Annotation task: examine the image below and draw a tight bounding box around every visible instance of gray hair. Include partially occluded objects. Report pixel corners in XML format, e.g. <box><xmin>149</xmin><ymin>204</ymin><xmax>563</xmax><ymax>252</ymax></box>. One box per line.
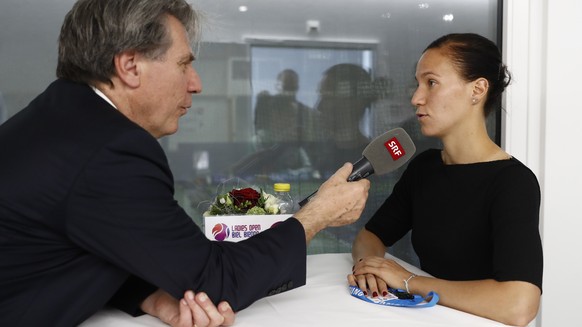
<box><xmin>56</xmin><ymin>0</ymin><xmax>200</xmax><ymax>86</ymax></box>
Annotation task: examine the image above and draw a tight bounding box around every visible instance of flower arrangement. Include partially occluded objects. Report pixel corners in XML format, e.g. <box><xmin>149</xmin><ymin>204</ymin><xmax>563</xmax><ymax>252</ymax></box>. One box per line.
<box><xmin>203</xmin><ymin>186</ymin><xmax>282</xmax><ymax>216</ymax></box>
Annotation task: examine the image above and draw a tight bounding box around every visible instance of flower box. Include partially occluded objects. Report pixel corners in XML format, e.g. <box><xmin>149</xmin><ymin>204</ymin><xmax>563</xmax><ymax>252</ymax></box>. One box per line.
<box><xmin>204</xmin><ymin>214</ymin><xmax>292</xmax><ymax>242</ymax></box>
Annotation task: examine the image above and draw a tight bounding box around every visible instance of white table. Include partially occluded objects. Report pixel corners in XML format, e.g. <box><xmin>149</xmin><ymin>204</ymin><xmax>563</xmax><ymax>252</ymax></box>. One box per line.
<box><xmin>81</xmin><ymin>253</ymin><xmax>507</xmax><ymax>327</ymax></box>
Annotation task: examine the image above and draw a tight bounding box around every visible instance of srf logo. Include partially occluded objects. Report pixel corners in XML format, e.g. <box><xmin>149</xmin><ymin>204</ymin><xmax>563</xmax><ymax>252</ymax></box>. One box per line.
<box><xmin>384</xmin><ymin>137</ymin><xmax>405</xmax><ymax>161</ymax></box>
<box><xmin>212</xmin><ymin>223</ymin><xmax>230</xmax><ymax>241</ymax></box>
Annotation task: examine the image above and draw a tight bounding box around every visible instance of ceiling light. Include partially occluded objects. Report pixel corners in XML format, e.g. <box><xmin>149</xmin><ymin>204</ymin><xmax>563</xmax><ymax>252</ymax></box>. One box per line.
<box><xmin>418</xmin><ymin>3</ymin><xmax>429</xmax><ymax>9</ymax></box>
<box><xmin>443</xmin><ymin>14</ymin><xmax>454</xmax><ymax>22</ymax></box>
<box><xmin>238</xmin><ymin>5</ymin><xmax>248</xmax><ymax>12</ymax></box>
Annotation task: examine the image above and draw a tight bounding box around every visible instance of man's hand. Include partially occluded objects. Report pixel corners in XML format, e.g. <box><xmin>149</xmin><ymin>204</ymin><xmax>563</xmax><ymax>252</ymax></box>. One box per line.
<box><xmin>141</xmin><ymin>289</ymin><xmax>235</xmax><ymax>327</ymax></box>
<box><xmin>294</xmin><ymin>162</ymin><xmax>370</xmax><ymax>242</ymax></box>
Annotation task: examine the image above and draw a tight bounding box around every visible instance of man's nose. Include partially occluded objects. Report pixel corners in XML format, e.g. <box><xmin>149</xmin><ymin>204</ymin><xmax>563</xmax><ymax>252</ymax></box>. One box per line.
<box><xmin>188</xmin><ymin>67</ymin><xmax>202</xmax><ymax>94</ymax></box>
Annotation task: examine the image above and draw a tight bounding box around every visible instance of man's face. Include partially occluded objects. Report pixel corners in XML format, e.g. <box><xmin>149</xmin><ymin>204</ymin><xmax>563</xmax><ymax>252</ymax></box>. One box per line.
<box><xmin>131</xmin><ymin>15</ymin><xmax>202</xmax><ymax>138</ymax></box>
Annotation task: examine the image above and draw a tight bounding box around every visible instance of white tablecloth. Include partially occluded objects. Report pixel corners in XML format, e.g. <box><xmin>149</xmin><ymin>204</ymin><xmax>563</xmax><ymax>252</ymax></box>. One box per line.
<box><xmin>81</xmin><ymin>253</ymin><xmax>506</xmax><ymax>327</ymax></box>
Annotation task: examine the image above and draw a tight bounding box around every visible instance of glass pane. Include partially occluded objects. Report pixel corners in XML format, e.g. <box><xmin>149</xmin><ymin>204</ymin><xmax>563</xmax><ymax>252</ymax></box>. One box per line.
<box><xmin>0</xmin><ymin>0</ymin><xmax>500</xmax><ymax>264</ymax></box>
<box><xmin>172</xmin><ymin>1</ymin><xmax>501</xmax><ymax>263</ymax></box>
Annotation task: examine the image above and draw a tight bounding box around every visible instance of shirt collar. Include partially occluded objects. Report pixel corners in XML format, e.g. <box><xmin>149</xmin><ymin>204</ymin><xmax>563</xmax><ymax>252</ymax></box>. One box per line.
<box><xmin>90</xmin><ymin>85</ymin><xmax>118</xmax><ymax>110</ymax></box>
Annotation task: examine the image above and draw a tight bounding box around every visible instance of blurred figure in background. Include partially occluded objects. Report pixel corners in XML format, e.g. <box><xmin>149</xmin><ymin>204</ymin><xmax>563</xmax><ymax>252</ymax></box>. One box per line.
<box><xmin>255</xmin><ymin>69</ymin><xmax>311</xmax><ymax>144</ymax></box>
<box><xmin>234</xmin><ymin>69</ymin><xmax>316</xmax><ymax>179</ymax></box>
<box><xmin>313</xmin><ymin>63</ymin><xmax>386</xmax><ymax>177</ymax></box>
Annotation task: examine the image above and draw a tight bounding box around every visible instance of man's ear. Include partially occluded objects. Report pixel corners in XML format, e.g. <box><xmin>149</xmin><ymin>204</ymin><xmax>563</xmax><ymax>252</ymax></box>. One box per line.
<box><xmin>471</xmin><ymin>77</ymin><xmax>489</xmax><ymax>102</ymax></box>
<box><xmin>114</xmin><ymin>51</ymin><xmax>140</xmax><ymax>88</ymax></box>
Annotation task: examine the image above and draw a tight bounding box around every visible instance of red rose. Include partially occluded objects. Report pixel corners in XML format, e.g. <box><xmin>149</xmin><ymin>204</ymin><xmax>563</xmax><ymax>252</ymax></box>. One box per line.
<box><xmin>229</xmin><ymin>188</ymin><xmax>261</xmax><ymax>211</ymax></box>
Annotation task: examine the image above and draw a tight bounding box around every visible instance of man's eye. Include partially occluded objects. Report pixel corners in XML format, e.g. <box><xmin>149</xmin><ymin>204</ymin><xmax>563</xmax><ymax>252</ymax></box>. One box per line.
<box><xmin>428</xmin><ymin>80</ymin><xmax>437</xmax><ymax>87</ymax></box>
<box><xmin>179</xmin><ymin>62</ymin><xmax>190</xmax><ymax>72</ymax></box>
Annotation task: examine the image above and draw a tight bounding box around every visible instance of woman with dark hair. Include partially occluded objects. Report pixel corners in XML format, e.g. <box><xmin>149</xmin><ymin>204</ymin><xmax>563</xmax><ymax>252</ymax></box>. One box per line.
<box><xmin>349</xmin><ymin>33</ymin><xmax>542</xmax><ymax>327</ymax></box>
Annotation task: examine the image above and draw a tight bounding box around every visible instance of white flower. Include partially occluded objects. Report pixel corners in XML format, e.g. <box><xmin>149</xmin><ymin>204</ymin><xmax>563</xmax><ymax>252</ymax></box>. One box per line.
<box><xmin>263</xmin><ymin>192</ymin><xmax>280</xmax><ymax>214</ymax></box>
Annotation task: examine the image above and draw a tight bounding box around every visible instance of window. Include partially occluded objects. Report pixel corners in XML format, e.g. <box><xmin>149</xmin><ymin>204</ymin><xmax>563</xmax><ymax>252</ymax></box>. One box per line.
<box><xmin>0</xmin><ymin>0</ymin><xmax>501</xmax><ymax>265</ymax></box>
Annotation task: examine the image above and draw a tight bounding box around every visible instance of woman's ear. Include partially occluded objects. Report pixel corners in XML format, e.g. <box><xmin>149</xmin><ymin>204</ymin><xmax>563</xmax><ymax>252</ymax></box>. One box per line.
<box><xmin>113</xmin><ymin>51</ymin><xmax>140</xmax><ymax>88</ymax></box>
<box><xmin>471</xmin><ymin>77</ymin><xmax>489</xmax><ymax>103</ymax></box>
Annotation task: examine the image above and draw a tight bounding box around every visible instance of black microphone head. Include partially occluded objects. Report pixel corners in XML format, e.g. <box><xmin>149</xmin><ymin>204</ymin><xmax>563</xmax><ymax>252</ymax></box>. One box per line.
<box><xmin>362</xmin><ymin>127</ymin><xmax>416</xmax><ymax>175</ymax></box>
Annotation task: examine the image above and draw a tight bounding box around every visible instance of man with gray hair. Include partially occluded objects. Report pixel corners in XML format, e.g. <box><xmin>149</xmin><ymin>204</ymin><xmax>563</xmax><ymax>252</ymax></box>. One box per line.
<box><xmin>0</xmin><ymin>0</ymin><xmax>370</xmax><ymax>326</ymax></box>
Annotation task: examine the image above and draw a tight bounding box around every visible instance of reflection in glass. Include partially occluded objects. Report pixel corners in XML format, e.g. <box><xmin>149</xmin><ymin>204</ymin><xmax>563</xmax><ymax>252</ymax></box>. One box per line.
<box><xmin>0</xmin><ymin>0</ymin><xmax>500</xmax><ymax>262</ymax></box>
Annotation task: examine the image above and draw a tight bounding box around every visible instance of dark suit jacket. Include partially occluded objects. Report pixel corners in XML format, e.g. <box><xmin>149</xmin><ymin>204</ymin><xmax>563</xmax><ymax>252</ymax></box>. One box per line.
<box><xmin>0</xmin><ymin>79</ymin><xmax>307</xmax><ymax>326</ymax></box>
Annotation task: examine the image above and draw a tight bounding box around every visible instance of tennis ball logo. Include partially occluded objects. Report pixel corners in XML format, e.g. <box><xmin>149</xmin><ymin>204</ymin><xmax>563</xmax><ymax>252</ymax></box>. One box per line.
<box><xmin>212</xmin><ymin>223</ymin><xmax>230</xmax><ymax>241</ymax></box>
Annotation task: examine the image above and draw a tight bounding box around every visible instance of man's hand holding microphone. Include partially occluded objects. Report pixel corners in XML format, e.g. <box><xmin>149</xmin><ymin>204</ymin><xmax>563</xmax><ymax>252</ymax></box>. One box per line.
<box><xmin>293</xmin><ymin>162</ymin><xmax>371</xmax><ymax>243</ymax></box>
<box><xmin>295</xmin><ymin>127</ymin><xmax>416</xmax><ymax>243</ymax></box>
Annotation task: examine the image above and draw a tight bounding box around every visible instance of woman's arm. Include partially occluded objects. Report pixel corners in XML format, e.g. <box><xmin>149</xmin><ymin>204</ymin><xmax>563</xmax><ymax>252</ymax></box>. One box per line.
<box><xmin>351</xmin><ymin>228</ymin><xmax>386</xmax><ymax>263</ymax></box>
<box><xmin>352</xmin><ymin>257</ymin><xmax>540</xmax><ymax>327</ymax></box>
<box><xmin>349</xmin><ymin>228</ymin><xmax>391</xmax><ymax>297</ymax></box>
<box><xmin>412</xmin><ymin>276</ymin><xmax>540</xmax><ymax>327</ymax></box>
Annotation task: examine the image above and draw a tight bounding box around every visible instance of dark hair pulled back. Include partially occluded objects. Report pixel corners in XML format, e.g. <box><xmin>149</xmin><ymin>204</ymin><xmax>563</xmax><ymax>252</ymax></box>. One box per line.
<box><xmin>424</xmin><ymin>33</ymin><xmax>511</xmax><ymax>116</ymax></box>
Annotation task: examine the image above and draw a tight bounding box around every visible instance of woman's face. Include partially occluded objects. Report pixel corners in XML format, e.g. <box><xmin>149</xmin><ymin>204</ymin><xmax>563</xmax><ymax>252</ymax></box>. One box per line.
<box><xmin>411</xmin><ymin>48</ymin><xmax>475</xmax><ymax>139</ymax></box>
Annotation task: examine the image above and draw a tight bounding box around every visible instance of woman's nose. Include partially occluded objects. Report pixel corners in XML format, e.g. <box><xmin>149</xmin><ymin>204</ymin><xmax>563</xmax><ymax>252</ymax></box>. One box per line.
<box><xmin>410</xmin><ymin>88</ymin><xmax>423</xmax><ymax>107</ymax></box>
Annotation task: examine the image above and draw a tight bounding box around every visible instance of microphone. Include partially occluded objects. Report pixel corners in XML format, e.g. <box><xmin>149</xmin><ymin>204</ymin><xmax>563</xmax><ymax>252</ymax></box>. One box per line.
<box><xmin>298</xmin><ymin>127</ymin><xmax>416</xmax><ymax>207</ymax></box>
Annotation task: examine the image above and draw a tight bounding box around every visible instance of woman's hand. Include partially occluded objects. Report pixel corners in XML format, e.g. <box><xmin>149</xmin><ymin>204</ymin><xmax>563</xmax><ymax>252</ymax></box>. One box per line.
<box><xmin>347</xmin><ymin>271</ymin><xmax>388</xmax><ymax>298</ymax></box>
<box><xmin>349</xmin><ymin>257</ymin><xmax>413</xmax><ymax>297</ymax></box>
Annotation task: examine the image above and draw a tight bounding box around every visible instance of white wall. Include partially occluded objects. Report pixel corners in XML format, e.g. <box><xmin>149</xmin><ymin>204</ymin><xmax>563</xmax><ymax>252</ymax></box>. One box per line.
<box><xmin>504</xmin><ymin>0</ymin><xmax>582</xmax><ymax>326</ymax></box>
